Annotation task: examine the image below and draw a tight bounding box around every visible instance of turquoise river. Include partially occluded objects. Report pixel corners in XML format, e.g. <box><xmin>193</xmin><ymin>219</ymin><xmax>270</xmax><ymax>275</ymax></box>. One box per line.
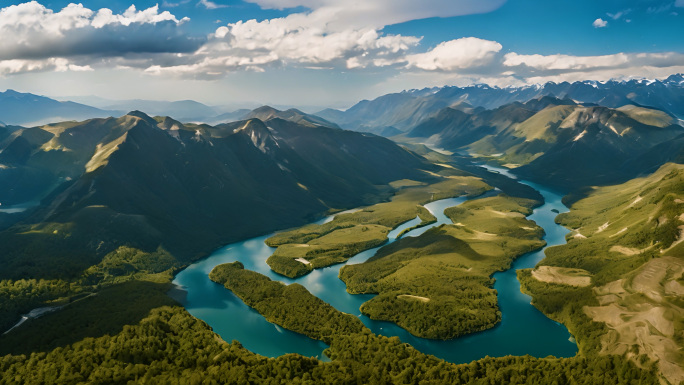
<box><xmin>172</xmin><ymin>165</ymin><xmax>578</xmax><ymax>362</ymax></box>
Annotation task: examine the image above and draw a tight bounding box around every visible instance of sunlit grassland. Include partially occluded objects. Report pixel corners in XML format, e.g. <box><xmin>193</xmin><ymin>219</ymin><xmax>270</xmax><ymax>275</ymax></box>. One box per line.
<box><xmin>339</xmin><ymin>194</ymin><xmax>545</xmax><ymax>339</ymax></box>
<box><xmin>266</xmin><ymin>175</ymin><xmax>492</xmax><ymax>277</ymax></box>
<box><xmin>519</xmin><ymin>163</ymin><xmax>684</xmax><ymax>384</ymax></box>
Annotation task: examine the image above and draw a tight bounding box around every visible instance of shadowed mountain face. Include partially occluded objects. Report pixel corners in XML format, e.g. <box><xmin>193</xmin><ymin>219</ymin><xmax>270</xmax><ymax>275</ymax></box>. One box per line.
<box><xmin>0</xmin><ymin>111</ymin><xmax>437</xmax><ymax>279</ymax></box>
<box><xmin>401</xmin><ymin>97</ymin><xmax>684</xmax><ymax>189</ymax></box>
<box><xmin>319</xmin><ymin>75</ymin><xmax>684</xmax><ymax>135</ymax></box>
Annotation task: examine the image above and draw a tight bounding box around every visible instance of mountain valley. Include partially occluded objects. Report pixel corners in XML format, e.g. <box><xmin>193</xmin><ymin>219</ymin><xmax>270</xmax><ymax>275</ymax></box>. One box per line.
<box><xmin>0</xmin><ymin>77</ymin><xmax>682</xmax><ymax>384</ymax></box>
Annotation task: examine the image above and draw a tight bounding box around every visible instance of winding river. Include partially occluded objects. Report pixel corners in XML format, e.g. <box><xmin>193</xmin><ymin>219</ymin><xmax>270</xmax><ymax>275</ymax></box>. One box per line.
<box><xmin>172</xmin><ymin>165</ymin><xmax>577</xmax><ymax>362</ymax></box>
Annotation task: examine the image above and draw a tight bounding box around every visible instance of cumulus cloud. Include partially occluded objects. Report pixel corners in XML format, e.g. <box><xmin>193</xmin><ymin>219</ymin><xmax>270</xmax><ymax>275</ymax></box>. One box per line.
<box><xmin>2</xmin><ymin>0</ymin><xmax>681</xmax><ymax>90</ymax></box>
<box><xmin>0</xmin><ymin>58</ymin><xmax>93</xmax><ymax>76</ymax></box>
<box><xmin>406</xmin><ymin>38</ymin><xmax>502</xmax><ymax>71</ymax></box>
<box><xmin>592</xmin><ymin>18</ymin><xmax>608</xmax><ymax>28</ymax></box>
<box><xmin>145</xmin><ymin>2</ymin><xmax>430</xmax><ymax>77</ymax></box>
<box><xmin>0</xmin><ymin>1</ymin><xmax>510</xmax><ymax>77</ymax></box>
<box><xmin>147</xmin><ymin>0</ymin><xmax>509</xmax><ymax>77</ymax></box>
<box><xmin>677</xmin><ymin>0</ymin><xmax>684</xmax><ymax>7</ymax></box>
<box><xmin>0</xmin><ymin>1</ymin><xmax>201</xmax><ymax>74</ymax></box>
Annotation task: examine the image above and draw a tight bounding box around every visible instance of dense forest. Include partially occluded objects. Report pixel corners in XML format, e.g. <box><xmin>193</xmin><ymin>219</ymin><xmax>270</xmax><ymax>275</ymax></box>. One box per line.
<box><xmin>0</xmin><ymin>305</ymin><xmax>657</xmax><ymax>385</ymax></box>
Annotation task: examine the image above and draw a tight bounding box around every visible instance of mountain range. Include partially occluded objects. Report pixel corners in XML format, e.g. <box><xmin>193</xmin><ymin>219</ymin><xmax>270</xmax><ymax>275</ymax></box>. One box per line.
<box><xmin>317</xmin><ymin>74</ymin><xmax>684</xmax><ymax>135</ymax></box>
<box><xmin>399</xmin><ymin>96</ymin><xmax>684</xmax><ymax>189</ymax></box>
<box><xmin>0</xmin><ymin>89</ymin><xmax>340</xmax><ymax>127</ymax></box>
<box><xmin>0</xmin><ymin>90</ymin><xmax>119</xmax><ymax>127</ymax></box>
<box><xmin>4</xmin><ymin>74</ymin><xmax>683</xmax><ymax>131</ymax></box>
<box><xmin>0</xmin><ymin>110</ymin><xmax>437</xmax><ymax>280</ymax></box>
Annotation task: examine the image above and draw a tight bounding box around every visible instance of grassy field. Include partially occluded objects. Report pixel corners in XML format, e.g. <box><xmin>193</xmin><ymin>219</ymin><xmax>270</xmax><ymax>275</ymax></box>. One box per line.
<box><xmin>519</xmin><ymin>163</ymin><xmax>684</xmax><ymax>385</ymax></box>
<box><xmin>266</xmin><ymin>174</ymin><xmax>492</xmax><ymax>277</ymax></box>
<box><xmin>339</xmin><ymin>194</ymin><xmax>545</xmax><ymax>339</ymax></box>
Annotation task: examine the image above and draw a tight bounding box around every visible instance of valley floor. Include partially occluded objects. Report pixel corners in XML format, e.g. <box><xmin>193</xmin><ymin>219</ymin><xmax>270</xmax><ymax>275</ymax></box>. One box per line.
<box><xmin>0</xmin><ymin>156</ymin><xmax>678</xmax><ymax>384</ymax></box>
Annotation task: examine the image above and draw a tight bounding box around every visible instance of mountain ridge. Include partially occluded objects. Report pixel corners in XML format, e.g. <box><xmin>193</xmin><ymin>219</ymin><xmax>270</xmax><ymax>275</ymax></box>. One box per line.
<box><xmin>318</xmin><ymin>74</ymin><xmax>684</xmax><ymax>134</ymax></box>
<box><xmin>400</xmin><ymin>97</ymin><xmax>684</xmax><ymax>189</ymax></box>
<box><xmin>0</xmin><ymin>90</ymin><xmax>120</xmax><ymax>126</ymax></box>
<box><xmin>0</xmin><ymin>111</ymin><xmax>439</xmax><ymax>280</ymax></box>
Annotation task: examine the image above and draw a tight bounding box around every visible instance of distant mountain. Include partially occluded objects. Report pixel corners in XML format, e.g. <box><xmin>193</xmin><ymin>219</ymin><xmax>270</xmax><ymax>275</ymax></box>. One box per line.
<box><xmin>99</xmin><ymin>99</ymin><xmax>221</xmax><ymax>122</ymax></box>
<box><xmin>404</xmin><ymin>98</ymin><xmax>558</xmax><ymax>150</ymax></box>
<box><xmin>206</xmin><ymin>105</ymin><xmax>340</xmax><ymax>128</ymax></box>
<box><xmin>243</xmin><ymin>106</ymin><xmax>340</xmax><ymax>128</ymax></box>
<box><xmin>0</xmin><ymin>111</ymin><xmax>437</xmax><ymax>279</ymax></box>
<box><xmin>321</xmin><ymin>75</ymin><xmax>684</xmax><ymax>135</ymax></box>
<box><xmin>208</xmin><ymin>109</ymin><xmax>252</xmax><ymax>124</ymax></box>
<box><xmin>317</xmin><ymin>93</ymin><xmax>448</xmax><ymax>134</ymax></box>
<box><xmin>0</xmin><ymin>90</ymin><xmax>118</xmax><ymax>126</ymax></box>
<box><xmin>404</xmin><ymin>97</ymin><xmax>684</xmax><ymax>189</ymax></box>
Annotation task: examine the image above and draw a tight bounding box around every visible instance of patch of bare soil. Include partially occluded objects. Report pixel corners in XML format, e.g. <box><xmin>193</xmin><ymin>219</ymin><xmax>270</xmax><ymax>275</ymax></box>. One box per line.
<box><xmin>609</xmin><ymin>245</ymin><xmax>646</xmax><ymax>256</ymax></box>
<box><xmin>531</xmin><ymin>266</ymin><xmax>591</xmax><ymax>287</ymax></box>
<box><xmin>584</xmin><ymin>257</ymin><xmax>684</xmax><ymax>385</ymax></box>
<box><xmin>397</xmin><ymin>294</ymin><xmax>430</xmax><ymax>303</ymax></box>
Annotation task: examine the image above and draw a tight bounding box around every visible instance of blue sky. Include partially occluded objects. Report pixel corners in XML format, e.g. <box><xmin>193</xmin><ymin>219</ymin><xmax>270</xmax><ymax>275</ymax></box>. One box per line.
<box><xmin>0</xmin><ymin>0</ymin><xmax>683</xmax><ymax>108</ymax></box>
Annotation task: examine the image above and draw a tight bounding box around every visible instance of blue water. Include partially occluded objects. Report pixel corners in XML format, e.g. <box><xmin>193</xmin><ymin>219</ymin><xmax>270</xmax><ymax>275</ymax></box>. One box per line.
<box><xmin>0</xmin><ymin>201</ymin><xmax>38</xmax><ymax>214</ymax></box>
<box><xmin>173</xmin><ymin>169</ymin><xmax>577</xmax><ymax>362</ymax></box>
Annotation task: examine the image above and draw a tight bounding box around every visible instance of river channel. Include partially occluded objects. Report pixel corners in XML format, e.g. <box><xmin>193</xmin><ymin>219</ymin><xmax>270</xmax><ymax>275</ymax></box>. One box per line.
<box><xmin>172</xmin><ymin>165</ymin><xmax>578</xmax><ymax>362</ymax></box>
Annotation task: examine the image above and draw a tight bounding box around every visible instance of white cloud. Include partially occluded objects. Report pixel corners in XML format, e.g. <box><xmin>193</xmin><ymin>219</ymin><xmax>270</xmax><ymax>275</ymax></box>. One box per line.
<box><xmin>406</xmin><ymin>38</ymin><xmax>502</xmax><ymax>71</ymax></box>
<box><xmin>244</xmin><ymin>0</ymin><xmax>507</xmax><ymax>29</ymax></box>
<box><xmin>522</xmin><ymin>65</ymin><xmax>684</xmax><ymax>86</ymax></box>
<box><xmin>0</xmin><ymin>57</ymin><xmax>93</xmax><ymax>76</ymax></box>
<box><xmin>503</xmin><ymin>52</ymin><xmax>630</xmax><ymax>70</ymax></box>
<box><xmin>676</xmin><ymin>0</ymin><xmax>684</xmax><ymax>7</ymax></box>
<box><xmin>163</xmin><ymin>0</ymin><xmax>192</xmax><ymax>7</ymax></box>
<box><xmin>198</xmin><ymin>0</ymin><xmax>229</xmax><ymax>10</ymax></box>
<box><xmin>150</xmin><ymin>8</ymin><xmax>424</xmax><ymax>77</ymax></box>
<box><xmin>152</xmin><ymin>0</ymin><xmax>506</xmax><ymax>77</ymax></box>
<box><xmin>0</xmin><ymin>2</ymin><xmax>181</xmax><ymax>32</ymax></box>
<box><xmin>500</xmin><ymin>51</ymin><xmax>684</xmax><ymax>89</ymax></box>
<box><xmin>592</xmin><ymin>18</ymin><xmax>608</xmax><ymax>28</ymax></box>
<box><xmin>6</xmin><ymin>1</ymin><xmax>504</xmax><ymax>77</ymax></box>
<box><xmin>0</xmin><ymin>0</ymin><xmax>508</xmax><ymax>78</ymax></box>
<box><xmin>2</xmin><ymin>0</ymin><xmax>682</xmax><ymax>100</ymax></box>
<box><xmin>0</xmin><ymin>2</ymin><xmax>199</xmax><ymax>65</ymax></box>
<box><xmin>648</xmin><ymin>3</ymin><xmax>673</xmax><ymax>13</ymax></box>
<box><xmin>503</xmin><ymin>52</ymin><xmax>684</xmax><ymax>72</ymax></box>
<box><xmin>92</xmin><ymin>5</ymin><xmax>181</xmax><ymax>27</ymax></box>
<box><xmin>607</xmin><ymin>9</ymin><xmax>631</xmax><ymax>20</ymax></box>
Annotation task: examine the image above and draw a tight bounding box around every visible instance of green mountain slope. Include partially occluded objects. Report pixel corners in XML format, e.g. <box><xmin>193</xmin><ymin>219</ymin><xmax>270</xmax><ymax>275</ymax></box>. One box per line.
<box><xmin>320</xmin><ymin>75</ymin><xmax>684</xmax><ymax>134</ymax></box>
<box><xmin>513</xmin><ymin>106</ymin><xmax>683</xmax><ymax>188</ymax></box>
<box><xmin>0</xmin><ymin>112</ymin><xmax>437</xmax><ymax>281</ymax></box>
<box><xmin>243</xmin><ymin>105</ymin><xmax>340</xmax><ymax>128</ymax></box>
<box><xmin>519</xmin><ymin>163</ymin><xmax>684</xmax><ymax>384</ymax></box>
<box><xmin>404</xmin><ymin>98</ymin><xmax>684</xmax><ymax>189</ymax></box>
